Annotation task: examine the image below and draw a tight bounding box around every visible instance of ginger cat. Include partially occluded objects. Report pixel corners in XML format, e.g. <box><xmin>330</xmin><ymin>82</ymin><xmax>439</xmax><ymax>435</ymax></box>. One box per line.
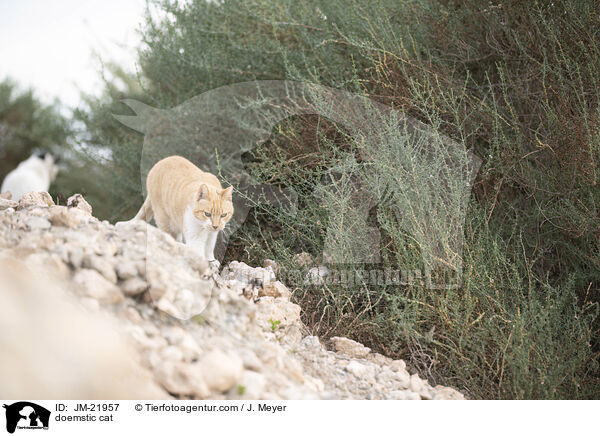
<box><xmin>122</xmin><ymin>156</ymin><xmax>233</xmax><ymax>263</ymax></box>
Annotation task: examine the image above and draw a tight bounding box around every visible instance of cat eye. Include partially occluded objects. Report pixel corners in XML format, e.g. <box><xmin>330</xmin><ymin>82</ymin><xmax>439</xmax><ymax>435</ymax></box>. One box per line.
<box><xmin>204</xmin><ymin>212</ymin><xmax>212</xmax><ymax>217</ymax></box>
<box><xmin>221</xmin><ymin>213</ymin><xmax>228</xmax><ymax>218</ymax></box>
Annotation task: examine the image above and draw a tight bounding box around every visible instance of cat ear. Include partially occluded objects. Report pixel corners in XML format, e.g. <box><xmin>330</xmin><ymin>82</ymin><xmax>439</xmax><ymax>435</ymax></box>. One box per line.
<box><xmin>221</xmin><ymin>186</ymin><xmax>233</xmax><ymax>201</ymax></box>
<box><xmin>198</xmin><ymin>184</ymin><xmax>209</xmax><ymax>200</ymax></box>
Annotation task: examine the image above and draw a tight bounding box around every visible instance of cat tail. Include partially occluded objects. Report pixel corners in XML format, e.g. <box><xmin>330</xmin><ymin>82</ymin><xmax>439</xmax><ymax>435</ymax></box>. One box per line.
<box><xmin>133</xmin><ymin>196</ymin><xmax>153</xmax><ymax>222</ymax></box>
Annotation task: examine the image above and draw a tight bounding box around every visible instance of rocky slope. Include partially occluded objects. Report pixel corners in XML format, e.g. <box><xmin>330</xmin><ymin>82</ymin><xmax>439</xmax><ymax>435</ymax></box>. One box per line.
<box><xmin>0</xmin><ymin>192</ymin><xmax>464</xmax><ymax>400</ymax></box>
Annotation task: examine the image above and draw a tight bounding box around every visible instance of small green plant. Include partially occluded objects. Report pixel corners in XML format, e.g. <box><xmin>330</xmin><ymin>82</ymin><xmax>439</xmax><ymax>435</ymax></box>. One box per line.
<box><xmin>237</xmin><ymin>385</ymin><xmax>246</xmax><ymax>395</ymax></box>
<box><xmin>269</xmin><ymin>319</ymin><xmax>281</xmax><ymax>332</ymax></box>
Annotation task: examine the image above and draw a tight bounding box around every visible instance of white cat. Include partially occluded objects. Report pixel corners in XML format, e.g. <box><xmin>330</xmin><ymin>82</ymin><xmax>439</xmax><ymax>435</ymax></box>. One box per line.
<box><xmin>1</xmin><ymin>154</ymin><xmax>58</xmax><ymax>201</ymax></box>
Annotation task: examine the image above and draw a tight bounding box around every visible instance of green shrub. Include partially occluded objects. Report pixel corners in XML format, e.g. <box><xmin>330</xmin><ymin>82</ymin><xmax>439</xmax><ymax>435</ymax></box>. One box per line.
<box><xmin>76</xmin><ymin>0</ymin><xmax>600</xmax><ymax>398</ymax></box>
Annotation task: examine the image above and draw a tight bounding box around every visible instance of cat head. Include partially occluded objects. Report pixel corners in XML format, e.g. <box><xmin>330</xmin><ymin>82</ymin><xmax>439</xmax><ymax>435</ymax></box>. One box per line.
<box><xmin>193</xmin><ymin>184</ymin><xmax>234</xmax><ymax>231</ymax></box>
<box><xmin>31</xmin><ymin>153</ymin><xmax>59</xmax><ymax>181</ymax></box>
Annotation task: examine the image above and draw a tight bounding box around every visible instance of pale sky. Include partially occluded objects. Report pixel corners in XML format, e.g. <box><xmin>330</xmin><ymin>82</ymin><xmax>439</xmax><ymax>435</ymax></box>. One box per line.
<box><xmin>0</xmin><ymin>0</ymin><xmax>146</xmax><ymax>108</ymax></box>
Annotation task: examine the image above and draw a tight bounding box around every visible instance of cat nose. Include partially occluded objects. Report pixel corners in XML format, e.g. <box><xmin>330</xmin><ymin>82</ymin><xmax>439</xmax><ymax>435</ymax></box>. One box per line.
<box><xmin>212</xmin><ymin>225</ymin><xmax>218</xmax><ymax>230</ymax></box>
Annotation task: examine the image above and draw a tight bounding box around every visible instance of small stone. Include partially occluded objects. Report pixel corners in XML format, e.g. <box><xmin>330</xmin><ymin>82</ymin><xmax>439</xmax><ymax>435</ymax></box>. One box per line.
<box><xmin>116</xmin><ymin>261</ymin><xmax>139</xmax><ymax>280</ymax></box>
<box><xmin>136</xmin><ymin>261</ymin><xmax>147</xmax><ymax>277</ymax></box>
<box><xmin>162</xmin><ymin>326</ymin><xmax>186</xmax><ymax>345</ymax></box>
<box><xmin>183</xmin><ymin>251</ymin><xmax>210</xmax><ymax>274</ymax></box>
<box><xmin>69</xmin><ymin>247</ymin><xmax>85</xmax><ymax>269</ymax></box>
<box><xmin>154</xmin><ymin>361</ymin><xmax>209</xmax><ymax>398</ymax></box>
<box><xmin>161</xmin><ymin>346</ymin><xmax>184</xmax><ymax>361</ymax></box>
<box><xmin>409</xmin><ymin>373</ymin><xmax>424</xmax><ymax>393</ymax></box>
<box><xmin>137</xmin><ymin>334</ymin><xmax>167</xmax><ymax>352</ymax></box>
<box><xmin>345</xmin><ymin>361</ymin><xmax>374</xmax><ymax>378</ymax></box>
<box><xmin>388</xmin><ymin>390</ymin><xmax>409</xmax><ymax>400</ymax></box>
<box><xmin>168</xmin><ymin>288</ymin><xmax>195</xmax><ymax>319</ymax></box>
<box><xmin>17</xmin><ymin>192</ymin><xmax>54</xmax><ymax>209</ymax></box>
<box><xmin>390</xmin><ymin>359</ymin><xmax>407</xmax><ymax>372</ymax></box>
<box><xmin>238</xmin><ymin>349</ymin><xmax>263</xmax><ymax>371</ymax></box>
<box><xmin>420</xmin><ymin>388</ymin><xmax>433</xmax><ymax>400</ymax></box>
<box><xmin>124</xmin><ymin>307</ymin><xmax>143</xmax><ymax>324</ymax></box>
<box><xmin>143</xmin><ymin>323</ymin><xmax>159</xmax><ymax>337</ymax></box>
<box><xmin>83</xmin><ymin>254</ymin><xmax>117</xmax><ymax>284</ymax></box>
<box><xmin>259</xmin><ymin>281</ymin><xmax>291</xmax><ymax>299</ymax></box>
<box><xmin>304</xmin><ymin>376</ymin><xmax>325</xmax><ymax>392</ymax></box>
<box><xmin>222</xmin><ymin>261</ymin><xmax>275</xmax><ymax>287</ymax></box>
<box><xmin>331</xmin><ymin>337</ymin><xmax>371</xmax><ymax>358</ymax></box>
<box><xmin>26</xmin><ymin>216</ymin><xmax>51</xmax><ymax>230</ymax></box>
<box><xmin>405</xmin><ymin>391</ymin><xmax>422</xmax><ymax>400</ymax></box>
<box><xmin>155</xmin><ymin>297</ymin><xmax>180</xmax><ymax>317</ymax></box>
<box><xmin>394</xmin><ymin>368</ymin><xmax>410</xmax><ymax>389</ymax></box>
<box><xmin>263</xmin><ymin>259</ymin><xmax>279</xmax><ymax>273</ymax></box>
<box><xmin>24</xmin><ymin>253</ymin><xmax>69</xmax><ymax>279</ymax></box>
<box><xmin>237</xmin><ymin>370</ymin><xmax>266</xmax><ymax>398</ymax></box>
<box><xmin>115</xmin><ymin>219</ymin><xmax>148</xmax><ymax>233</ymax></box>
<box><xmin>376</xmin><ymin>368</ymin><xmax>396</xmax><ymax>384</ymax></box>
<box><xmin>125</xmin><ymin>324</ymin><xmax>166</xmax><ymax>350</ymax></box>
<box><xmin>256</xmin><ymin>297</ymin><xmax>302</xmax><ymax>333</ymax></box>
<box><xmin>0</xmin><ymin>191</ymin><xmax>12</xmax><ymax>200</ymax></box>
<box><xmin>282</xmin><ymin>357</ymin><xmax>305</xmax><ymax>383</ymax></box>
<box><xmin>141</xmin><ymin>350</ymin><xmax>162</xmax><ymax>369</ymax></box>
<box><xmin>367</xmin><ymin>352</ymin><xmax>391</xmax><ymax>365</ymax></box>
<box><xmin>26</xmin><ymin>207</ymin><xmax>46</xmax><ymax>217</ymax></box>
<box><xmin>0</xmin><ymin>198</ymin><xmax>17</xmax><ymax>211</ymax></box>
<box><xmin>179</xmin><ymin>334</ymin><xmax>201</xmax><ymax>362</ymax></box>
<box><xmin>300</xmin><ymin>336</ymin><xmax>321</xmax><ymax>349</ymax></box>
<box><xmin>122</xmin><ymin>277</ymin><xmax>149</xmax><ymax>296</ymax></box>
<box><xmin>198</xmin><ymin>350</ymin><xmax>243</xmax><ymax>393</ymax></box>
<box><xmin>433</xmin><ymin>386</ymin><xmax>466</xmax><ymax>400</ymax></box>
<box><xmin>73</xmin><ymin>269</ymin><xmax>124</xmax><ymax>304</ymax></box>
<box><xmin>49</xmin><ymin>205</ymin><xmax>83</xmax><ymax>228</ymax></box>
<box><xmin>67</xmin><ymin>193</ymin><xmax>92</xmax><ymax>215</ymax></box>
